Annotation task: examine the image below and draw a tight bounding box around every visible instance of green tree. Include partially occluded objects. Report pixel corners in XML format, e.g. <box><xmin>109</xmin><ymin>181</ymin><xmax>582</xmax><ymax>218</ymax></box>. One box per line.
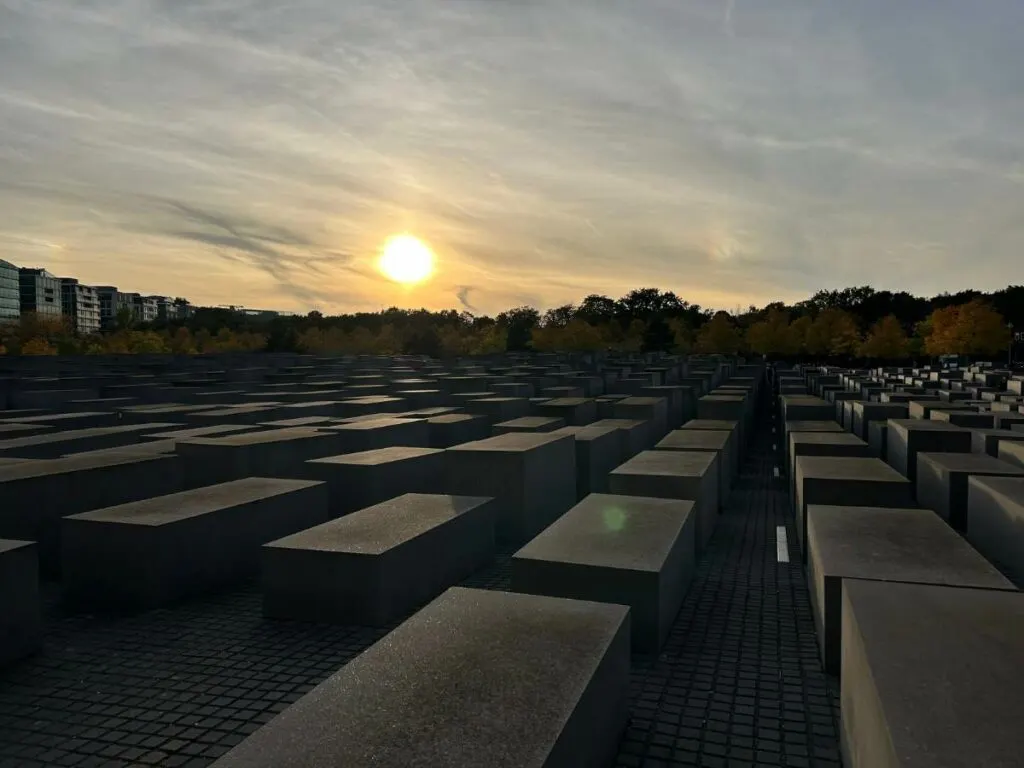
<box><xmin>695</xmin><ymin>312</ymin><xmax>742</xmax><ymax>354</ymax></box>
<box><xmin>859</xmin><ymin>315</ymin><xmax>910</xmax><ymax>359</ymax></box>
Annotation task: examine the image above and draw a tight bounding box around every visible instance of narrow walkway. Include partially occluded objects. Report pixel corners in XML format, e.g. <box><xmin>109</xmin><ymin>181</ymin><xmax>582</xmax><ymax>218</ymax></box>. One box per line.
<box><xmin>614</xmin><ymin>405</ymin><xmax>842</xmax><ymax>768</ymax></box>
<box><xmin>0</xmin><ymin>403</ymin><xmax>841</xmax><ymax>768</ymax></box>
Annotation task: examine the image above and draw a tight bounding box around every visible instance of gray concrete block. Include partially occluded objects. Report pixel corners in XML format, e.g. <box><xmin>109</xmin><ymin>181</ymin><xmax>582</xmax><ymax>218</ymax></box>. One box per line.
<box><xmin>787</xmin><ymin>433</ymin><xmax>872</xmax><ymax>500</ymax></box>
<box><xmin>512</xmin><ymin>493</ymin><xmax>695</xmax><ymax>654</ymax></box>
<box><xmin>590</xmin><ymin>418</ymin><xmax>651</xmax><ymax>459</ymax></box>
<box><xmin>426</xmin><ymin>413</ymin><xmax>489</xmax><ymax>448</ymax></box>
<box><xmin>886</xmin><ymin>419</ymin><xmax>972</xmax><ymax>485</ymax></box>
<box><xmin>535</xmin><ymin>397</ymin><xmax>598</xmax><ymax>427</ymax></box>
<box><xmin>177</xmin><ymin>428</ymin><xmax>346</xmax><ymax>488</ymax></box>
<box><xmin>850</xmin><ymin>402</ymin><xmax>908</xmax><ymax>441</ymax></box>
<box><xmin>655</xmin><ymin>429</ymin><xmax>735</xmax><ymax>507</ymax></box>
<box><xmin>0</xmin><ymin>539</ymin><xmax>41</xmax><ymax>667</ymax></box>
<box><xmin>549</xmin><ymin>425</ymin><xmax>623</xmax><ymax>500</ymax></box>
<box><xmin>302</xmin><ymin>447</ymin><xmax>445</xmax><ymax>516</ymax></box>
<box><xmin>444</xmin><ymin>433</ymin><xmax>576</xmax><ymax>546</ymax></box>
<box><xmin>612</xmin><ymin>397</ymin><xmax>669</xmax><ymax>445</ymax></box>
<box><xmin>967</xmin><ymin>475</ymin><xmax>1024</xmax><ymax>586</ymax></box>
<box><xmin>327</xmin><ymin>417</ymin><xmax>429</xmax><ymax>452</ymax></box>
<box><xmin>493</xmin><ymin>416</ymin><xmax>567</xmax><ymax>435</ymax></box>
<box><xmin>970</xmin><ymin>428</ymin><xmax>1024</xmax><ymax>458</ymax></box>
<box><xmin>930</xmin><ymin>410</ymin><xmax>995</xmax><ymax>428</ymax></box>
<box><xmin>806</xmin><ymin>505</ymin><xmax>1012</xmax><ymax>674</ymax></box>
<box><xmin>917</xmin><ymin>452</ymin><xmax>1024</xmax><ymax>532</ymax></box>
<box><xmin>840</xmin><ymin>580</ymin><xmax>1024</xmax><ymax>768</ymax></box>
<box><xmin>214</xmin><ymin>587</ymin><xmax>630</xmax><ymax>768</ymax></box>
<box><xmin>609</xmin><ymin>450</ymin><xmax>718</xmax><ymax>550</ymax></box>
<box><xmin>466</xmin><ymin>397</ymin><xmax>531</xmax><ymax>424</ymax></box>
<box><xmin>263</xmin><ymin>493</ymin><xmax>496</xmax><ymax>625</ymax></box>
<box><xmin>794</xmin><ymin>456</ymin><xmax>914</xmax><ymax>560</ymax></box>
<box><xmin>0</xmin><ymin>423</ymin><xmax>182</xmax><ymax>459</ymax></box>
<box><xmin>998</xmin><ymin>440</ymin><xmax>1024</xmax><ymax>470</ymax></box>
<box><xmin>62</xmin><ymin>478</ymin><xmax>328</xmax><ymax>610</ymax></box>
<box><xmin>0</xmin><ymin>453</ymin><xmax>183</xmax><ymax>577</ymax></box>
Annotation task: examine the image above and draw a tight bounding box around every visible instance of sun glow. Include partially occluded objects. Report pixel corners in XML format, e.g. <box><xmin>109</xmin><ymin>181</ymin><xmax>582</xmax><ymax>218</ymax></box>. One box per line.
<box><xmin>378</xmin><ymin>235</ymin><xmax>436</xmax><ymax>284</ymax></box>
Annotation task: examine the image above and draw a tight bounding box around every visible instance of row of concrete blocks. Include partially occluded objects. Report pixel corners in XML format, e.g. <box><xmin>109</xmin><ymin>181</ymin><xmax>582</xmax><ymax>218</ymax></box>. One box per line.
<box><xmin>0</xmin><ymin>423</ymin><xmax>756</xmax><ymax>765</ymax></box>
<box><xmin>779</xmin><ymin>375</ymin><xmax>1024</xmax><ymax>768</ymax></box>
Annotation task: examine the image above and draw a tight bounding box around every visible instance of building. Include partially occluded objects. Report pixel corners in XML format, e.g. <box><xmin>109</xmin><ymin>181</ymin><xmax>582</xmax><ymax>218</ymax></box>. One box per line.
<box><xmin>60</xmin><ymin>278</ymin><xmax>101</xmax><ymax>335</ymax></box>
<box><xmin>0</xmin><ymin>259</ymin><xmax>19</xmax><ymax>323</ymax></box>
<box><xmin>134</xmin><ymin>295</ymin><xmax>160</xmax><ymax>324</ymax></box>
<box><xmin>19</xmin><ymin>268</ymin><xmax>63</xmax><ymax>320</ymax></box>
<box><xmin>95</xmin><ymin>286</ymin><xmax>122</xmax><ymax>329</ymax></box>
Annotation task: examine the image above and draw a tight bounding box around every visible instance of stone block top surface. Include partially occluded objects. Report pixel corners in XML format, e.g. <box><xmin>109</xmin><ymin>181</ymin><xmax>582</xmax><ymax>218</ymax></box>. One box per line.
<box><xmin>448</xmin><ymin>432</ymin><xmax>570</xmax><ymax>453</ymax></box>
<box><xmin>514</xmin><ymin>493</ymin><xmax>695</xmax><ymax>573</ymax></box>
<box><xmin>0</xmin><ymin>423</ymin><xmax>181</xmax><ymax>450</ymax></box>
<box><xmin>785</xmin><ymin>421</ymin><xmax>842</xmax><ymax>433</ymax></box>
<box><xmin>213</xmin><ymin>586</ymin><xmax>628</xmax><ymax>768</ymax></box>
<box><xmin>69</xmin><ymin>478</ymin><xmax>323</xmax><ymax>527</ymax></box>
<box><xmin>144</xmin><ymin>425</ymin><xmax>258</xmax><ymax>440</ymax></box>
<box><xmin>615</xmin><ymin>396</ymin><xmax>666</xmax><ymax>407</ymax></box>
<box><xmin>613</xmin><ymin>450</ymin><xmax>715</xmax><ymax>478</ymax></box>
<box><xmin>656</xmin><ymin>430</ymin><xmax>729</xmax><ymax>450</ymax></box>
<box><xmin>538</xmin><ymin>397</ymin><xmax>592</xmax><ymax>407</ymax></box>
<box><xmin>842</xmin><ymin>579</ymin><xmax>1024</xmax><ymax>767</ymax></box>
<box><xmin>808</xmin><ymin>505</ymin><xmax>1013</xmax><ymax>588</ymax></box>
<box><xmin>267</xmin><ymin>493</ymin><xmax>494</xmax><ymax>555</ymax></box>
<box><xmin>427</xmin><ymin>414</ymin><xmax>482</xmax><ymax>425</ymax></box>
<box><xmin>328</xmin><ymin>417</ymin><xmax>423</xmax><ymax>432</ymax></box>
<box><xmin>0</xmin><ymin>538</ymin><xmax>35</xmax><ymax>556</ymax></box>
<box><xmin>178</xmin><ymin>428</ymin><xmax>326</xmax><ymax>447</ymax></box>
<box><xmin>495</xmin><ymin>417</ymin><xmax>565</xmax><ymax>430</ymax></box>
<box><xmin>795</xmin><ymin>456</ymin><xmax>908</xmax><ymax>482</ymax></box>
<box><xmin>918</xmin><ymin>451</ymin><xmax>1024</xmax><ymax>474</ymax></box>
<box><xmin>789</xmin><ymin>432</ymin><xmax>866</xmax><ymax>448</ymax></box>
<box><xmin>968</xmin><ymin>474</ymin><xmax>1024</xmax><ymax>504</ymax></box>
<box><xmin>309</xmin><ymin>446</ymin><xmax>442</xmax><ymax>466</ymax></box>
<box><xmin>0</xmin><ymin>452</ymin><xmax>172</xmax><ymax>482</ymax></box>
<box><xmin>887</xmin><ymin>418</ymin><xmax>966</xmax><ymax>434</ymax></box>
<box><xmin>680</xmin><ymin>419</ymin><xmax>739</xmax><ymax>431</ymax></box>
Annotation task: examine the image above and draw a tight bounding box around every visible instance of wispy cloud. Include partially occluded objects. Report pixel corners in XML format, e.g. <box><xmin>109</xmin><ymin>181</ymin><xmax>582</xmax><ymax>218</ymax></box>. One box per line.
<box><xmin>2</xmin><ymin>0</ymin><xmax>1023</xmax><ymax>313</ymax></box>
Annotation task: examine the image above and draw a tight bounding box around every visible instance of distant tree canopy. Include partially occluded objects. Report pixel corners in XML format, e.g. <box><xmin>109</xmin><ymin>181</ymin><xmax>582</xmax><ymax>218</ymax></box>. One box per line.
<box><xmin>1</xmin><ymin>284</ymin><xmax>1020</xmax><ymax>360</ymax></box>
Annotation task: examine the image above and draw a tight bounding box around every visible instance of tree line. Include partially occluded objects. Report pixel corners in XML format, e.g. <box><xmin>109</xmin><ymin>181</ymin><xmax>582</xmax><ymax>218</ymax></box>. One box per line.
<box><xmin>1</xmin><ymin>284</ymin><xmax>1020</xmax><ymax>360</ymax></box>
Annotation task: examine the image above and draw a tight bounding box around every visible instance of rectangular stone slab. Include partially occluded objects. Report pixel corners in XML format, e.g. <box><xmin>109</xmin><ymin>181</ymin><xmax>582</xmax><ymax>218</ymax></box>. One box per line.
<box><xmin>971</xmin><ymin>428</ymin><xmax>1024</xmax><ymax>458</ymax></box>
<box><xmin>612</xmin><ymin>397</ymin><xmax>669</xmax><ymax>446</ymax></box>
<box><xmin>608</xmin><ymin>450</ymin><xmax>718</xmax><ymax>550</ymax></box>
<box><xmin>840</xmin><ymin>580</ymin><xmax>1024</xmax><ymax>768</ymax></box>
<box><xmin>549</xmin><ymin>425</ymin><xmax>623</xmax><ymax>500</ymax></box>
<box><xmin>213</xmin><ymin>587</ymin><xmax>630</xmax><ymax>768</ymax></box>
<box><xmin>886</xmin><ymin>419</ymin><xmax>972</xmax><ymax>485</ymax></box>
<box><xmin>998</xmin><ymin>440</ymin><xmax>1024</xmax><ymax>470</ymax></box>
<box><xmin>806</xmin><ymin>505</ymin><xmax>1013</xmax><ymax>674</ymax></box>
<box><xmin>0</xmin><ymin>423</ymin><xmax>181</xmax><ymax>459</ymax></box>
<box><xmin>967</xmin><ymin>475</ymin><xmax>1024</xmax><ymax>586</ymax></box>
<box><xmin>535</xmin><ymin>398</ymin><xmax>599</xmax><ymax>427</ymax></box>
<box><xmin>426</xmin><ymin>414</ymin><xmax>489</xmax><ymax>448</ymax></box>
<box><xmin>0</xmin><ymin>453</ymin><xmax>183</xmax><ymax>577</ymax></box>
<box><xmin>61</xmin><ymin>478</ymin><xmax>329</xmax><ymax>610</ymax></box>
<box><xmin>303</xmin><ymin>447</ymin><xmax>445</xmax><ymax>516</ymax></box>
<box><xmin>511</xmin><ymin>493</ymin><xmax>695</xmax><ymax>654</ymax></box>
<box><xmin>787</xmin><ymin>433</ymin><xmax>872</xmax><ymax>500</ymax></box>
<box><xmin>850</xmin><ymin>402</ymin><xmax>908</xmax><ymax>441</ymax></box>
<box><xmin>917</xmin><ymin>452</ymin><xmax>1024</xmax><ymax>532</ymax></box>
<box><xmin>590</xmin><ymin>419</ymin><xmax>651</xmax><ymax>459</ymax></box>
<box><xmin>263</xmin><ymin>494</ymin><xmax>497</xmax><ymax>625</ymax></box>
<box><xmin>493</xmin><ymin>416</ymin><xmax>567</xmax><ymax>434</ymax></box>
<box><xmin>930</xmin><ymin>410</ymin><xmax>995</xmax><ymax>428</ymax></box>
<box><xmin>793</xmin><ymin>456</ymin><xmax>913</xmax><ymax>561</ymax></box>
<box><xmin>0</xmin><ymin>539</ymin><xmax>41</xmax><ymax>667</ymax></box>
<box><xmin>781</xmin><ymin>396</ymin><xmax>834</xmax><ymax>422</ymax></box>
<box><xmin>444</xmin><ymin>433</ymin><xmax>576</xmax><ymax>546</ymax></box>
<box><xmin>655</xmin><ymin>428</ymin><xmax>735</xmax><ymax>507</ymax></box>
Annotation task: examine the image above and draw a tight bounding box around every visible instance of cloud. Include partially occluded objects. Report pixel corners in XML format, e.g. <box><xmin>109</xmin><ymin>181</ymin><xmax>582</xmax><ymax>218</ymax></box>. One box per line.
<box><xmin>2</xmin><ymin>0</ymin><xmax>1024</xmax><ymax>314</ymax></box>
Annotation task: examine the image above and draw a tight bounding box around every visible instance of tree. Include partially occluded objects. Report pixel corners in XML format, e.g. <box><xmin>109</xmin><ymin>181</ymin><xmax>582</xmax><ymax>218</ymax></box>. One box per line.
<box><xmin>953</xmin><ymin>299</ymin><xmax>1011</xmax><ymax>356</ymax></box>
<box><xmin>745</xmin><ymin>308</ymin><xmax>793</xmax><ymax>358</ymax></box>
<box><xmin>695</xmin><ymin>312</ymin><xmax>742</xmax><ymax>354</ymax></box>
<box><xmin>787</xmin><ymin>316</ymin><xmax>811</xmax><ymax>356</ymax></box>
<box><xmin>575</xmin><ymin>294</ymin><xmax>618</xmax><ymax>326</ymax></box>
<box><xmin>19</xmin><ymin>337</ymin><xmax>57</xmax><ymax>356</ymax></box>
<box><xmin>805</xmin><ymin>309</ymin><xmax>861</xmax><ymax>357</ymax></box>
<box><xmin>541</xmin><ymin>304</ymin><xmax>575</xmax><ymax>328</ymax></box>
<box><xmin>859</xmin><ymin>315</ymin><xmax>910</xmax><ymax>359</ymax></box>
<box><xmin>496</xmin><ymin>306</ymin><xmax>539</xmax><ymax>352</ymax></box>
<box><xmin>921</xmin><ymin>305</ymin><xmax>962</xmax><ymax>356</ymax></box>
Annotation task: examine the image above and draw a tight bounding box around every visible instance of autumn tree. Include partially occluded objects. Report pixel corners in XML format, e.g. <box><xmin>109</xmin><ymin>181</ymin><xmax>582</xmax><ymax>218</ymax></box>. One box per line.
<box><xmin>952</xmin><ymin>299</ymin><xmax>1011</xmax><ymax>356</ymax></box>
<box><xmin>745</xmin><ymin>308</ymin><xmax>793</xmax><ymax>357</ymax></box>
<box><xmin>695</xmin><ymin>312</ymin><xmax>742</xmax><ymax>354</ymax></box>
<box><xmin>859</xmin><ymin>315</ymin><xmax>910</xmax><ymax>359</ymax></box>
<box><xmin>805</xmin><ymin>309</ymin><xmax>861</xmax><ymax>357</ymax></box>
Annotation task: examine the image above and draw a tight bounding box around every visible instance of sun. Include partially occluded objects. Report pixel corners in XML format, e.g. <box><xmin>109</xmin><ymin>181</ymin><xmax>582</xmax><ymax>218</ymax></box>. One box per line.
<box><xmin>378</xmin><ymin>234</ymin><xmax>435</xmax><ymax>284</ymax></box>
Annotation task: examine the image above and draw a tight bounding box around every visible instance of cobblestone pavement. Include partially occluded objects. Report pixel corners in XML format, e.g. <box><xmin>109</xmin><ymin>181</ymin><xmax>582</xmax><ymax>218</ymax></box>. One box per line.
<box><xmin>0</xmin><ymin>412</ymin><xmax>841</xmax><ymax>768</ymax></box>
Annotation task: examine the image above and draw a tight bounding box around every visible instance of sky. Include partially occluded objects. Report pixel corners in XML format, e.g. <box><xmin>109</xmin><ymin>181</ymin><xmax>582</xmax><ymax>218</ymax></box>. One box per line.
<box><xmin>2</xmin><ymin>0</ymin><xmax>1023</xmax><ymax>316</ymax></box>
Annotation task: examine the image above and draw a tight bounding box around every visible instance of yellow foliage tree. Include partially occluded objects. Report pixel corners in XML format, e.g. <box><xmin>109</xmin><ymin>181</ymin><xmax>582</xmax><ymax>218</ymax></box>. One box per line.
<box><xmin>859</xmin><ymin>315</ymin><xmax>910</xmax><ymax>359</ymax></box>
<box><xmin>788</xmin><ymin>316</ymin><xmax>811</xmax><ymax>355</ymax></box>
<box><xmin>805</xmin><ymin>309</ymin><xmax>861</xmax><ymax>356</ymax></box>
<box><xmin>695</xmin><ymin>312</ymin><xmax>742</xmax><ymax>354</ymax></box>
<box><xmin>667</xmin><ymin>318</ymin><xmax>695</xmax><ymax>353</ymax></box>
<box><xmin>922</xmin><ymin>300</ymin><xmax>1010</xmax><ymax>357</ymax></box>
<box><xmin>745</xmin><ymin>308</ymin><xmax>793</xmax><ymax>357</ymax></box>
